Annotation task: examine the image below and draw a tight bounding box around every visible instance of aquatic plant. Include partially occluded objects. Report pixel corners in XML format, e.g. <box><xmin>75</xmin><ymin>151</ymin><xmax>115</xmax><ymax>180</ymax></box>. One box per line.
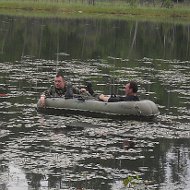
<box><xmin>123</xmin><ymin>175</ymin><xmax>142</xmax><ymax>188</ymax></box>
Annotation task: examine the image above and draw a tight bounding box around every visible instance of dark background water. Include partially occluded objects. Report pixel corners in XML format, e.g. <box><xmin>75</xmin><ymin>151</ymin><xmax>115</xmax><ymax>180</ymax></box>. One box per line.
<box><xmin>0</xmin><ymin>15</ymin><xmax>190</xmax><ymax>190</ymax></box>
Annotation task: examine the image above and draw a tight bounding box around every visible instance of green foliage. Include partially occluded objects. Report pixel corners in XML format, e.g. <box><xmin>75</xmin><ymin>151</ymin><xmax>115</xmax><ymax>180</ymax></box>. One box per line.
<box><xmin>0</xmin><ymin>0</ymin><xmax>190</xmax><ymax>21</ymax></box>
<box><xmin>123</xmin><ymin>175</ymin><xmax>142</xmax><ymax>188</ymax></box>
<box><xmin>161</xmin><ymin>0</ymin><xmax>174</xmax><ymax>8</ymax></box>
<box><xmin>127</xmin><ymin>0</ymin><xmax>139</xmax><ymax>7</ymax></box>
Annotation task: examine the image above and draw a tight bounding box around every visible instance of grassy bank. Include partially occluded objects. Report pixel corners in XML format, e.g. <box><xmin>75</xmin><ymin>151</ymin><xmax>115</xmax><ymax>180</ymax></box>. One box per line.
<box><xmin>0</xmin><ymin>0</ymin><xmax>190</xmax><ymax>21</ymax></box>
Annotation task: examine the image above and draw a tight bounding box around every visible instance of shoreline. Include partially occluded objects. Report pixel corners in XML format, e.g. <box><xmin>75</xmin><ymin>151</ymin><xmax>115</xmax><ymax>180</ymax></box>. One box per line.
<box><xmin>0</xmin><ymin>1</ymin><xmax>190</xmax><ymax>23</ymax></box>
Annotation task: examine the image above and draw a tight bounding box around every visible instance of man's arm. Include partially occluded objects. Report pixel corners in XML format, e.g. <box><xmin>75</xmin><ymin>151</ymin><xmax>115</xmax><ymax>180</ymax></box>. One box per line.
<box><xmin>99</xmin><ymin>94</ymin><xmax>110</xmax><ymax>102</ymax></box>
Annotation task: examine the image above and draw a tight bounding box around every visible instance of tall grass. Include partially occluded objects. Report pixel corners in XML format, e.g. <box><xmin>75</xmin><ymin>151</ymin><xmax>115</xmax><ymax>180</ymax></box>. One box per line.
<box><xmin>0</xmin><ymin>0</ymin><xmax>190</xmax><ymax>20</ymax></box>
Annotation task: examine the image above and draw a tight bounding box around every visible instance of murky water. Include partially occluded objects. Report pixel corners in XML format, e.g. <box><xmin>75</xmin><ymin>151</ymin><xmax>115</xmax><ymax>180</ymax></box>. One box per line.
<box><xmin>0</xmin><ymin>15</ymin><xmax>190</xmax><ymax>190</ymax></box>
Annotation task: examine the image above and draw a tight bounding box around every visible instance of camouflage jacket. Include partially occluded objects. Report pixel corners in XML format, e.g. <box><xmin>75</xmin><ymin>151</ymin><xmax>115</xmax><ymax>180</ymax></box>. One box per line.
<box><xmin>44</xmin><ymin>85</ymin><xmax>80</xmax><ymax>98</ymax></box>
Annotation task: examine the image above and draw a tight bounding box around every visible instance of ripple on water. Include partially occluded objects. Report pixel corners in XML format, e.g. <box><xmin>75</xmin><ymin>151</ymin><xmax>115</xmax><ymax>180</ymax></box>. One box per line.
<box><xmin>1</xmin><ymin>55</ymin><xmax>190</xmax><ymax>189</ymax></box>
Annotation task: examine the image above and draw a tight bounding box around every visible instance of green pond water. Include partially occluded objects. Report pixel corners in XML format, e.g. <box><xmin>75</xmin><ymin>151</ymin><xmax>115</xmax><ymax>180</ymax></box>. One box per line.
<box><xmin>0</xmin><ymin>15</ymin><xmax>190</xmax><ymax>190</ymax></box>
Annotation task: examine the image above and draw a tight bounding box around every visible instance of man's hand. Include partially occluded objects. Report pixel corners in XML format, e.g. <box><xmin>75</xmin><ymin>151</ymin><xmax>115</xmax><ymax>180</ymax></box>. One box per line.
<box><xmin>39</xmin><ymin>95</ymin><xmax>46</xmax><ymax>107</ymax></box>
<box><xmin>98</xmin><ymin>94</ymin><xmax>110</xmax><ymax>102</ymax></box>
<box><xmin>80</xmin><ymin>88</ymin><xmax>87</xmax><ymax>93</ymax></box>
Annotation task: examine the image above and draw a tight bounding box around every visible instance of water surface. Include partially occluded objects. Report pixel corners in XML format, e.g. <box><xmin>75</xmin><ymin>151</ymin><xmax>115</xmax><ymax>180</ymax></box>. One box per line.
<box><xmin>0</xmin><ymin>15</ymin><xmax>190</xmax><ymax>190</ymax></box>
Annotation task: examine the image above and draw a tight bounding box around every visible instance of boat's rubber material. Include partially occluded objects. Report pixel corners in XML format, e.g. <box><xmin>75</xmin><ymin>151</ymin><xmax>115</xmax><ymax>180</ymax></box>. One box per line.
<box><xmin>37</xmin><ymin>97</ymin><xmax>159</xmax><ymax>119</ymax></box>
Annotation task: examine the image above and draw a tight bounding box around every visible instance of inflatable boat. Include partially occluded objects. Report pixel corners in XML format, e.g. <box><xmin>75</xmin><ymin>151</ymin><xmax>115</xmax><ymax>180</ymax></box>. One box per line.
<box><xmin>37</xmin><ymin>96</ymin><xmax>159</xmax><ymax>119</ymax></box>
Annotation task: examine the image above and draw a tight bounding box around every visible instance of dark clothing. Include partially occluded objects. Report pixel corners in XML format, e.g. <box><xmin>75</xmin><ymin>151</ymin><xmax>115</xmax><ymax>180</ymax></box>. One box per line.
<box><xmin>44</xmin><ymin>85</ymin><xmax>80</xmax><ymax>98</ymax></box>
<box><xmin>85</xmin><ymin>81</ymin><xmax>94</xmax><ymax>96</ymax></box>
<box><xmin>108</xmin><ymin>95</ymin><xmax>139</xmax><ymax>102</ymax></box>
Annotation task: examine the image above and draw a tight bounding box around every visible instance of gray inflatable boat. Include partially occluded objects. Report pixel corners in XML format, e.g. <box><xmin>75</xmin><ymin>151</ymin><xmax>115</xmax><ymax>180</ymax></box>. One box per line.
<box><xmin>37</xmin><ymin>97</ymin><xmax>159</xmax><ymax>118</ymax></box>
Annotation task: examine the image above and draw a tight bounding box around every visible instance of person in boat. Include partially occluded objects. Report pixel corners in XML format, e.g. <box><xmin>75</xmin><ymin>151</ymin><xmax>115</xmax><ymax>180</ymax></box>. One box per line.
<box><xmin>39</xmin><ymin>71</ymin><xmax>92</xmax><ymax>107</ymax></box>
<box><xmin>98</xmin><ymin>81</ymin><xmax>139</xmax><ymax>102</ymax></box>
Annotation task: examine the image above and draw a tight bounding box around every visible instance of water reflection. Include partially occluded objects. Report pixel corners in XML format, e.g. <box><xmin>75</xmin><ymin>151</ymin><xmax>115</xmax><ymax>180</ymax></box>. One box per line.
<box><xmin>0</xmin><ymin>15</ymin><xmax>190</xmax><ymax>189</ymax></box>
<box><xmin>6</xmin><ymin>164</ymin><xmax>28</xmax><ymax>190</ymax></box>
<box><xmin>0</xmin><ymin>16</ymin><xmax>190</xmax><ymax>62</ymax></box>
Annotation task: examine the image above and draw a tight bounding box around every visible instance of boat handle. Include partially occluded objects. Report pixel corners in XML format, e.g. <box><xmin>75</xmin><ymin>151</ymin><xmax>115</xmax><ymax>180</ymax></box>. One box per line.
<box><xmin>77</xmin><ymin>96</ymin><xmax>85</xmax><ymax>102</ymax></box>
<box><xmin>135</xmin><ymin>104</ymin><xmax>141</xmax><ymax>115</ymax></box>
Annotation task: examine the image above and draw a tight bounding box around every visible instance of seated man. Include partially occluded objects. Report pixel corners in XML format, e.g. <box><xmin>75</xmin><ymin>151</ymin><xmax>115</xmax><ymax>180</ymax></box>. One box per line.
<box><xmin>39</xmin><ymin>72</ymin><xmax>90</xmax><ymax>107</ymax></box>
<box><xmin>98</xmin><ymin>81</ymin><xmax>139</xmax><ymax>102</ymax></box>
<box><xmin>43</xmin><ymin>73</ymin><xmax>79</xmax><ymax>97</ymax></box>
